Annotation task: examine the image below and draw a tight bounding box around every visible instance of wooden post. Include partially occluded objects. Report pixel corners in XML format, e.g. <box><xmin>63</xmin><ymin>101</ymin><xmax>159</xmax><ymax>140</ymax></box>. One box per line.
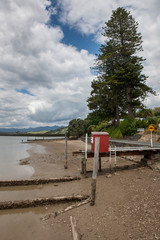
<box><xmin>64</xmin><ymin>138</ymin><xmax>68</xmax><ymax>169</ymax></box>
<box><xmin>98</xmin><ymin>157</ymin><xmax>102</xmax><ymax>172</ymax></box>
<box><xmin>109</xmin><ymin>147</ymin><xmax>112</xmax><ymax>173</ymax></box>
<box><xmin>83</xmin><ymin>158</ymin><xmax>86</xmax><ymax>177</ymax></box>
<box><xmin>151</xmin><ymin>131</ymin><xmax>153</xmax><ymax>147</ymax></box>
<box><xmin>81</xmin><ymin>158</ymin><xmax>87</xmax><ymax>176</ymax></box>
<box><xmin>114</xmin><ymin>146</ymin><xmax>117</xmax><ymax>171</ymax></box>
<box><xmin>83</xmin><ymin>133</ymin><xmax>88</xmax><ymax>177</ymax></box>
<box><xmin>90</xmin><ymin>137</ymin><xmax>100</xmax><ymax>206</ymax></box>
<box><xmin>81</xmin><ymin>159</ymin><xmax>84</xmax><ymax>174</ymax></box>
<box><xmin>85</xmin><ymin>133</ymin><xmax>88</xmax><ymax>160</ymax></box>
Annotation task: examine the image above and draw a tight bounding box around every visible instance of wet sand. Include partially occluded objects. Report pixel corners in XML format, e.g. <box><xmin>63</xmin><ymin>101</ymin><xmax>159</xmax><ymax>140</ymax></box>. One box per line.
<box><xmin>0</xmin><ymin>139</ymin><xmax>160</xmax><ymax>240</ymax></box>
<box><xmin>28</xmin><ymin>139</ymin><xmax>85</xmax><ymax>179</ymax></box>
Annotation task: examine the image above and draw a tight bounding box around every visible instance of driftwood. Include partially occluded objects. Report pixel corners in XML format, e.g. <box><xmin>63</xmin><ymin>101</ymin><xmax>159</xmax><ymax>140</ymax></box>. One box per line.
<box><xmin>0</xmin><ymin>176</ymin><xmax>81</xmax><ymax>187</ymax></box>
<box><xmin>42</xmin><ymin>198</ymin><xmax>90</xmax><ymax>220</ymax></box>
<box><xmin>70</xmin><ymin>216</ymin><xmax>81</xmax><ymax>240</ymax></box>
<box><xmin>54</xmin><ymin>198</ymin><xmax>90</xmax><ymax>217</ymax></box>
<box><xmin>0</xmin><ymin>195</ymin><xmax>89</xmax><ymax>210</ymax></box>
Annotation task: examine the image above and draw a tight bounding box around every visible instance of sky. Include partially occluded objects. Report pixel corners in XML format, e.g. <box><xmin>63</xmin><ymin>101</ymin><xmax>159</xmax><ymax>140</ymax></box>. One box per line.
<box><xmin>0</xmin><ymin>0</ymin><xmax>160</xmax><ymax>128</ymax></box>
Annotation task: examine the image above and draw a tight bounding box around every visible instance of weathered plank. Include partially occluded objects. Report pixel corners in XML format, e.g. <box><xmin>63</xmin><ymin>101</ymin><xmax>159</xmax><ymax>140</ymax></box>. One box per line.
<box><xmin>0</xmin><ymin>195</ymin><xmax>89</xmax><ymax>210</ymax></box>
<box><xmin>0</xmin><ymin>176</ymin><xmax>81</xmax><ymax>187</ymax></box>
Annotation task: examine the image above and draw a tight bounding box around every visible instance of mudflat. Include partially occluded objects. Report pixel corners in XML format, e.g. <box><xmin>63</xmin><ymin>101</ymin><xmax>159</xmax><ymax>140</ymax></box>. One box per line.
<box><xmin>0</xmin><ymin>139</ymin><xmax>159</xmax><ymax>240</ymax></box>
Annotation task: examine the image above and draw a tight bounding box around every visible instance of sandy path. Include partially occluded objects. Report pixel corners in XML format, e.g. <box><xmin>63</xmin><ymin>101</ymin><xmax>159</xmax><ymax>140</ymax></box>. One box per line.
<box><xmin>0</xmin><ymin>139</ymin><xmax>159</xmax><ymax>240</ymax></box>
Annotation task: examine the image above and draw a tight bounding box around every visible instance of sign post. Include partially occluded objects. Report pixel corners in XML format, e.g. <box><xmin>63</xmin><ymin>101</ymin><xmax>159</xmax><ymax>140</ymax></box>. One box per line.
<box><xmin>148</xmin><ymin>125</ymin><xmax>155</xmax><ymax>147</ymax></box>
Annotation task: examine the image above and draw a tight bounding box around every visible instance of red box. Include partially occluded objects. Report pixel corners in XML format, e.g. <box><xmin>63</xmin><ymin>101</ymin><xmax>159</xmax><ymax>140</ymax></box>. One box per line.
<box><xmin>91</xmin><ymin>132</ymin><xmax>109</xmax><ymax>153</ymax></box>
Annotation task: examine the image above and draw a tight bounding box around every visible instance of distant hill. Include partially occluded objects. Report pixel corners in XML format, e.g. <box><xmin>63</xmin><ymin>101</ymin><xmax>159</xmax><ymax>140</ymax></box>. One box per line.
<box><xmin>0</xmin><ymin>125</ymin><xmax>66</xmax><ymax>133</ymax></box>
<box><xmin>47</xmin><ymin>127</ymin><xmax>68</xmax><ymax>135</ymax></box>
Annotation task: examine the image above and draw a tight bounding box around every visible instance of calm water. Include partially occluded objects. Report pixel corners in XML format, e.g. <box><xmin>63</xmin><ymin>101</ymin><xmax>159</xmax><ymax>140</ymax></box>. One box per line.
<box><xmin>0</xmin><ymin>136</ymin><xmax>34</xmax><ymax>180</ymax></box>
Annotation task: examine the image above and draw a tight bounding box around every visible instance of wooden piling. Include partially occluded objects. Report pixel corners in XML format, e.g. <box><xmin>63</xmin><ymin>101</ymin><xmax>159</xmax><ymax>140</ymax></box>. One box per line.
<box><xmin>84</xmin><ymin>133</ymin><xmax>88</xmax><ymax>177</ymax></box>
<box><xmin>90</xmin><ymin>137</ymin><xmax>100</xmax><ymax>206</ymax></box>
<box><xmin>64</xmin><ymin>138</ymin><xmax>68</xmax><ymax>169</ymax></box>
<box><xmin>81</xmin><ymin>159</ymin><xmax>84</xmax><ymax>174</ymax></box>
<box><xmin>83</xmin><ymin>159</ymin><xmax>87</xmax><ymax>177</ymax></box>
<box><xmin>81</xmin><ymin>158</ymin><xmax>86</xmax><ymax>177</ymax></box>
<box><xmin>99</xmin><ymin>157</ymin><xmax>102</xmax><ymax>172</ymax></box>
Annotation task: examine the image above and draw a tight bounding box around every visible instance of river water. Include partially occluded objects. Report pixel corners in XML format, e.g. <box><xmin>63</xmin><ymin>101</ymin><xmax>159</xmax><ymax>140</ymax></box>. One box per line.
<box><xmin>0</xmin><ymin>136</ymin><xmax>34</xmax><ymax>180</ymax></box>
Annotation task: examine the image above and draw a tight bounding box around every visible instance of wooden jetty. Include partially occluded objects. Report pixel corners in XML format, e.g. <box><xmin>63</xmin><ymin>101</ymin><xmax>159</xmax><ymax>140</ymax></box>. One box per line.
<box><xmin>73</xmin><ymin>146</ymin><xmax>160</xmax><ymax>175</ymax></box>
<box><xmin>73</xmin><ymin>147</ymin><xmax>160</xmax><ymax>158</ymax></box>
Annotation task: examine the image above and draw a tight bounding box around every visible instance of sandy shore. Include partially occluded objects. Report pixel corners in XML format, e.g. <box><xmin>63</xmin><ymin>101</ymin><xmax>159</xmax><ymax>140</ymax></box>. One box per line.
<box><xmin>0</xmin><ymin>139</ymin><xmax>160</xmax><ymax>240</ymax></box>
<box><xmin>26</xmin><ymin>139</ymin><xmax>86</xmax><ymax>179</ymax></box>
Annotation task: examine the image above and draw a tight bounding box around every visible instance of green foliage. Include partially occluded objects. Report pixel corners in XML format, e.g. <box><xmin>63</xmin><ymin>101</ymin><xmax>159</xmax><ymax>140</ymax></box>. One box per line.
<box><xmin>136</xmin><ymin>108</ymin><xmax>153</xmax><ymax>118</ymax></box>
<box><xmin>67</xmin><ymin>119</ymin><xmax>87</xmax><ymax>138</ymax></box>
<box><xmin>96</xmin><ymin>121</ymin><xmax>108</xmax><ymax>132</ymax></box>
<box><xmin>87</xmin><ymin>125</ymin><xmax>97</xmax><ymax>135</ymax></box>
<box><xmin>87</xmin><ymin>121</ymin><xmax>123</xmax><ymax>139</ymax></box>
<box><xmin>119</xmin><ymin>117</ymin><xmax>137</xmax><ymax>136</ymax></box>
<box><xmin>135</xmin><ymin>119</ymin><xmax>148</xmax><ymax>129</ymax></box>
<box><xmin>85</xmin><ymin>112</ymin><xmax>103</xmax><ymax>126</ymax></box>
<box><xmin>119</xmin><ymin>117</ymin><xmax>152</xmax><ymax>136</ymax></box>
<box><xmin>153</xmin><ymin>107</ymin><xmax>160</xmax><ymax>117</ymax></box>
<box><xmin>147</xmin><ymin>117</ymin><xmax>160</xmax><ymax>127</ymax></box>
<box><xmin>27</xmin><ymin>131</ymin><xmax>48</xmax><ymax>134</ymax></box>
<box><xmin>106</xmin><ymin>125</ymin><xmax>123</xmax><ymax>138</ymax></box>
<box><xmin>85</xmin><ymin>107</ymin><xmax>160</xmax><ymax>138</ymax></box>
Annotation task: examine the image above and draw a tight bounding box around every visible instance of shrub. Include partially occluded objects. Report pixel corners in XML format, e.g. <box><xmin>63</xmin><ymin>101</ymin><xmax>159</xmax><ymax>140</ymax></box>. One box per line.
<box><xmin>119</xmin><ymin>117</ymin><xmax>137</xmax><ymax>136</ymax></box>
<box><xmin>135</xmin><ymin>119</ymin><xmax>148</xmax><ymax>129</ymax></box>
<box><xmin>147</xmin><ymin>117</ymin><xmax>159</xmax><ymax>127</ymax></box>
<box><xmin>87</xmin><ymin>125</ymin><xmax>97</xmax><ymax>134</ymax></box>
<box><xmin>96</xmin><ymin>121</ymin><xmax>108</xmax><ymax>132</ymax></box>
<box><xmin>153</xmin><ymin>107</ymin><xmax>160</xmax><ymax>117</ymax></box>
<box><xmin>67</xmin><ymin>119</ymin><xmax>87</xmax><ymax>138</ymax></box>
<box><xmin>107</xmin><ymin>126</ymin><xmax>122</xmax><ymax>138</ymax></box>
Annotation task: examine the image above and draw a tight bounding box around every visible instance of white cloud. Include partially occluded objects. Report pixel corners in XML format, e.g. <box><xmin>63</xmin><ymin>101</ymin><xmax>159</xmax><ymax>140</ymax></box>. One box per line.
<box><xmin>0</xmin><ymin>0</ymin><xmax>160</xmax><ymax>128</ymax></box>
<box><xmin>0</xmin><ymin>0</ymin><xmax>94</xmax><ymax>128</ymax></box>
<box><xmin>57</xmin><ymin>0</ymin><xmax>116</xmax><ymax>35</ymax></box>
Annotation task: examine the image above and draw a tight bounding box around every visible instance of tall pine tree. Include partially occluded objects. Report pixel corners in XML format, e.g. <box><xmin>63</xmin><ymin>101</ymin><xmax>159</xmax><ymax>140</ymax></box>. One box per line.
<box><xmin>87</xmin><ymin>7</ymin><xmax>155</xmax><ymax>124</ymax></box>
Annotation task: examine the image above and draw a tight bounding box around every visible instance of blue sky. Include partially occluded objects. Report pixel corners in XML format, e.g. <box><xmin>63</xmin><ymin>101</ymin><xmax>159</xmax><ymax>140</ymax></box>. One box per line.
<box><xmin>47</xmin><ymin>3</ymin><xmax>100</xmax><ymax>54</ymax></box>
<box><xmin>0</xmin><ymin>0</ymin><xmax>159</xmax><ymax>128</ymax></box>
<box><xmin>61</xmin><ymin>26</ymin><xmax>100</xmax><ymax>54</ymax></box>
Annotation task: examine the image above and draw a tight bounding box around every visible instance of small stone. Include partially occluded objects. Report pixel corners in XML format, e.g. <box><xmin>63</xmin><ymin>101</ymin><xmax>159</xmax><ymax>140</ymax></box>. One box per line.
<box><xmin>106</xmin><ymin>174</ymin><xmax>112</xmax><ymax>178</ymax></box>
<box><xmin>114</xmin><ymin>172</ymin><xmax>119</xmax><ymax>176</ymax></box>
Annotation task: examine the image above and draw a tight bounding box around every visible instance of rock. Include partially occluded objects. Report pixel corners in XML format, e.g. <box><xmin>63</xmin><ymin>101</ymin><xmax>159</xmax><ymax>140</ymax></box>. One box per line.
<box><xmin>106</xmin><ymin>174</ymin><xmax>112</xmax><ymax>178</ymax></box>
<box><xmin>19</xmin><ymin>159</ymin><xmax>29</xmax><ymax>165</ymax></box>
<box><xmin>147</xmin><ymin>159</ymin><xmax>160</xmax><ymax>171</ymax></box>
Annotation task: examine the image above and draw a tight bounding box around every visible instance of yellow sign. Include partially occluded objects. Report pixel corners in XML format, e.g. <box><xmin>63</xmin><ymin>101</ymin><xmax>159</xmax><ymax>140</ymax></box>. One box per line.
<box><xmin>148</xmin><ymin>125</ymin><xmax>155</xmax><ymax>132</ymax></box>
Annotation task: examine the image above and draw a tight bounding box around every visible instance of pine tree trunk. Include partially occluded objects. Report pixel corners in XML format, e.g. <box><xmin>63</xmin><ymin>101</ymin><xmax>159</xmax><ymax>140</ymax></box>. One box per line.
<box><xmin>126</xmin><ymin>86</ymin><xmax>134</xmax><ymax>118</ymax></box>
<box><xmin>115</xmin><ymin>103</ymin><xmax>120</xmax><ymax>125</ymax></box>
<box><xmin>115</xmin><ymin>93</ymin><xmax>120</xmax><ymax>125</ymax></box>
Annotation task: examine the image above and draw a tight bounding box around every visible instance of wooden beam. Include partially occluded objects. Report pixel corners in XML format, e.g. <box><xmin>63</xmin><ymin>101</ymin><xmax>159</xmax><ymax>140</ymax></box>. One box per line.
<box><xmin>73</xmin><ymin>149</ymin><xmax>160</xmax><ymax>158</ymax></box>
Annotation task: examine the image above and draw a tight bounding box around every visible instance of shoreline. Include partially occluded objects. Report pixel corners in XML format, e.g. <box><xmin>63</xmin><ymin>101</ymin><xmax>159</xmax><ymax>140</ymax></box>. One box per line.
<box><xmin>22</xmin><ymin>139</ymin><xmax>86</xmax><ymax>179</ymax></box>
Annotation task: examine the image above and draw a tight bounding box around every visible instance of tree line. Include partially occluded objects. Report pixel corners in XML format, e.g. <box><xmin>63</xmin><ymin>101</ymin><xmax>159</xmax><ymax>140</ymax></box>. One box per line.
<box><xmin>67</xmin><ymin>107</ymin><xmax>160</xmax><ymax>138</ymax></box>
